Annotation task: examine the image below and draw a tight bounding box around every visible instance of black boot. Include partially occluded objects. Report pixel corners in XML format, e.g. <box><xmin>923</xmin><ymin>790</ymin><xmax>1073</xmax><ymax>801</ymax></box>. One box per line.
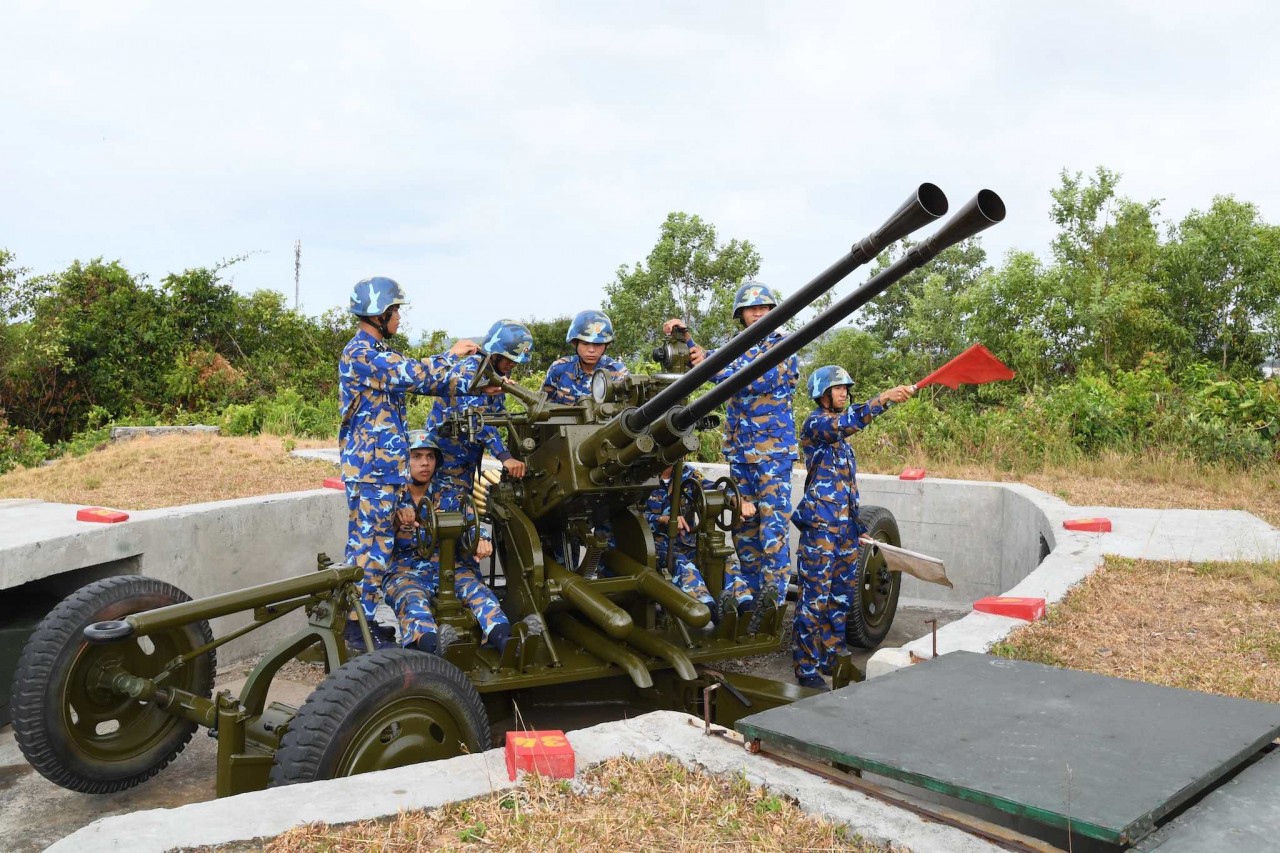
<box><xmin>414</xmin><ymin>632</ymin><xmax>439</xmax><ymax>655</ymax></box>
<box><xmin>485</xmin><ymin>623</ymin><xmax>512</xmax><ymax>653</ymax></box>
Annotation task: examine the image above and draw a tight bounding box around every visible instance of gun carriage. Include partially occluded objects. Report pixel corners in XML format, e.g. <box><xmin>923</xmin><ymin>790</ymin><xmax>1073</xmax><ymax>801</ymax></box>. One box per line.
<box><xmin>10</xmin><ymin>185</ymin><xmax>1003</xmax><ymax>797</ymax></box>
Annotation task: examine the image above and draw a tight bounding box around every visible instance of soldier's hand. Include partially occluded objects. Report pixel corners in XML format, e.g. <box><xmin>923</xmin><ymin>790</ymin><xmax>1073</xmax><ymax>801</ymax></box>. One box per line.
<box><xmin>449</xmin><ymin>339</ymin><xmax>480</xmax><ymax>358</ymax></box>
<box><xmin>677</xmin><ymin>516</ymin><xmax>691</xmax><ymax>534</ymax></box>
<box><xmin>395</xmin><ymin>506</ymin><xmax>417</xmax><ymax>530</ymax></box>
<box><xmin>503</xmin><ymin>458</ymin><xmax>527</xmax><ymax>478</ymax></box>
<box><xmin>740</xmin><ymin>500</ymin><xmax>757</xmax><ymax>519</ymax></box>
<box><xmin>688</xmin><ymin>345</ymin><xmax>706</xmax><ymax>366</ymax></box>
<box><xmin>662</xmin><ymin>318</ymin><xmax>689</xmax><ymax>338</ymax></box>
<box><xmin>879</xmin><ymin>384</ymin><xmax>914</xmax><ymax>405</ymax></box>
<box><xmin>475</xmin><ymin>539</ymin><xmax>493</xmax><ymax>560</ymax></box>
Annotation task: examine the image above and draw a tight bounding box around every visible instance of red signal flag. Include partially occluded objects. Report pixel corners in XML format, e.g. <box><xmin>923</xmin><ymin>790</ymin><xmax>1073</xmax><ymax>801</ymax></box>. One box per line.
<box><xmin>914</xmin><ymin>344</ymin><xmax>1015</xmax><ymax>390</ymax></box>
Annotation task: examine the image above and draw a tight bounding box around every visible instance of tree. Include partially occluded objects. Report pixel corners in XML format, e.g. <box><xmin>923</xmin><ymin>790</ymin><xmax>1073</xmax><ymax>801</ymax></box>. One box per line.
<box><xmin>1161</xmin><ymin>196</ymin><xmax>1280</xmax><ymax>373</ymax></box>
<box><xmin>604</xmin><ymin>213</ymin><xmax>761</xmax><ymax>360</ymax></box>
<box><xmin>1045</xmin><ymin>167</ymin><xmax>1172</xmax><ymax>373</ymax></box>
<box><xmin>860</xmin><ymin>238</ymin><xmax>989</xmax><ymax>354</ymax></box>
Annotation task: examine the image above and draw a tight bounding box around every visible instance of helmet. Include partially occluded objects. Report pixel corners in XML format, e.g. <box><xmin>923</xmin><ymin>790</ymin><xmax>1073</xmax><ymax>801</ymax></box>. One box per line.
<box><xmin>407</xmin><ymin>429</ymin><xmax>440</xmax><ymax>454</ymax></box>
<box><xmin>481</xmin><ymin>319</ymin><xmax>534</xmax><ymax>365</ymax></box>
<box><xmin>566</xmin><ymin>310</ymin><xmax>615</xmax><ymax>345</ymax></box>
<box><xmin>732</xmin><ymin>281</ymin><xmax>779</xmax><ymax>318</ymax></box>
<box><xmin>808</xmin><ymin>365</ymin><xmax>853</xmax><ymax>401</ymax></box>
<box><xmin>349</xmin><ymin>276</ymin><xmax>408</xmax><ymax>317</ymax></box>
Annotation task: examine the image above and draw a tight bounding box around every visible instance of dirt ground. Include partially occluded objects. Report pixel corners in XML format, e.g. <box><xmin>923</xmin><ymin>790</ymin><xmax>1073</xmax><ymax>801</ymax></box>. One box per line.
<box><xmin>0</xmin><ymin>603</ymin><xmax>959</xmax><ymax>853</ymax></box>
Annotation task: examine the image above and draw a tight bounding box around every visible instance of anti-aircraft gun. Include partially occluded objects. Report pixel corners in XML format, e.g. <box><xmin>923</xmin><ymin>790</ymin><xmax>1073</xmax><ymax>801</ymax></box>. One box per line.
<box><xmin>9</xmin><ymin>184</ymin><xmax>1004</xmax><ymax>798</ymax></box>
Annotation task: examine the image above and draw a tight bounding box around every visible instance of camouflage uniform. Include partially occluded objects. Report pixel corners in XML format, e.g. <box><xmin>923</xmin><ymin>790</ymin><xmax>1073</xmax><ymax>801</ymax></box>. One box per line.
<box><xmin>691</xmin><ymin>330</ymin><xmax>799</xmax><ymax>608</ymax></box>
<box><xmin>541</xmin><ymin>353</ymin><xmax>629</xmax><ymax>405</ymax></box>
<box><xmin>339</xmin><ymin>329</ymin><xmax>463</xmax><ymax>619</ymax></box>
<box><xmin>791</xmin><ymin>397</ymin><xmax>889</xmax><ymax>679</ymax></box>
<box><xmin>542</xmin><ymin>352</ymin><xmax>629</xmax><ymax>564</ymax></box>
<box><xmin>423</xmin><ymin>353</ymin><xmax>514</xmax><ymax>582</ymax></box>
<box><xmin>383</xmin><ymin>483</ymin><xmax>508</xmax><ymax>647</ymax></box>
<box><xmin>643</xmin><ymin>466</ymin><xmax>716</xmax><ymax>606</ymax></box>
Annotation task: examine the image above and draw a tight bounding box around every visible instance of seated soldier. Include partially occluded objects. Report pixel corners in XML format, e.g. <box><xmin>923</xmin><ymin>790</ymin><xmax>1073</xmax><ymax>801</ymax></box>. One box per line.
<box><xmin>542</xmin><ymin>309</ymin><xmax>629</xmax><ymax>404</ymax></box>
<box><xmin>644</xmin><ymin>462</ymin><xmax>756</xmax><ymax>625</ymax></box>
<box><xmin>385</xmin><ymin>429</ymin><xmax>512</xmax><ymax>654</ymax></box>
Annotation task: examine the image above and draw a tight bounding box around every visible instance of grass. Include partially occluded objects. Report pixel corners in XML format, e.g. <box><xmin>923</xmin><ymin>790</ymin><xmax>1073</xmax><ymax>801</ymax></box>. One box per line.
<box><xmin>193</xmin><ymin>755</ymin><xmax>896</xmax><ymax>852</ymax></box>
<box><xmin>991</xmin><ymin>556</ymin><xmax>1280</xmax><ymax>702</ymax></box>
<box><xmin>855</xmin><ymin>444</ymin><xmax>1280</xmax><ymax>528</ymax></box>
<box><xmin>0</xmin><ymin>433</ymin><xmax>336</xmax><ymax>510</ymax></box>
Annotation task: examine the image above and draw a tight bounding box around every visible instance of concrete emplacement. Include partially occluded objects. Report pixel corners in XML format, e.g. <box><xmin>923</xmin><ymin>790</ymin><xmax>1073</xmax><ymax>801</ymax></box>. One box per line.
<box><xmin>2</xmin><ymin>463</ymin><xmax>1279</xmax><ymax>851</ymax></box>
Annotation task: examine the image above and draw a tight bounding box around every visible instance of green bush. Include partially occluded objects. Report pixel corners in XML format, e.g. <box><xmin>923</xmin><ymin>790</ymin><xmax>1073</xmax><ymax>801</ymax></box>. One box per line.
<box><xmin>0</xmin><ymin>414</ymin><xmax>50</xmax><ymax>473</ymax></box>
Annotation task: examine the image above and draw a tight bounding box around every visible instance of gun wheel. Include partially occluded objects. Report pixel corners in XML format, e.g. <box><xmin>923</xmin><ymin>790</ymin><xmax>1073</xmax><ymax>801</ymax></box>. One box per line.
<box><xmin>847</xmin><ymin>506</ymin><xmax>902</xmax><ymax>649</ymax></box>
<box><xmin>269</xmin><ymin>648</ymin><xmax>489</xmax><ymax>786</ymax></box>
<box><xmin>10</xmin><ymin>575</ymin><xmax>215</xmax><ymax>793</ymax></box>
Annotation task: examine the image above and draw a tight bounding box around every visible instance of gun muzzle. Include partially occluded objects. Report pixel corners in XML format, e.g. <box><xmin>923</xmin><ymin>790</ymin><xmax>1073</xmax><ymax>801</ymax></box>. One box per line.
<box><xmin>676</xmin><ymin>190</ymin><xmax>1005</xmax><ymax>429</ymax></box>
<box><xmin>628</xmin><ymin>183</ymin><xmax>948</xmax><ymax>433</ymax></box>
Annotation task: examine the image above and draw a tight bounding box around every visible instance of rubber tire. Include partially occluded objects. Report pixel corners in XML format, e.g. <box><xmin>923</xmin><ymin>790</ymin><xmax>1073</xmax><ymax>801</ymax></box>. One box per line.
<box><xmin>10</xmin><ymin>575</ymin><xmax>215</xmax><ymax>793</ymax></box>
<box><xmin>269</xmin><ymin>648</ymin><xmax>489</xmax><ymax>786</ymax></box>
<box><xmin>846</xmin><ymin>505</ymin><xmax>902</xmax><ymax>650</ymax></box>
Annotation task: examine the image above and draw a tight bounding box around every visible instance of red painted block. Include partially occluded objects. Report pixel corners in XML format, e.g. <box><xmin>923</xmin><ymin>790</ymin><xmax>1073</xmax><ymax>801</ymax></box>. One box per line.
<box><xmin>974</xmin><ymin>596</ymin><xmax>1046</xmax><ymax>621</ymax></box>
<box><xmin>899</xmin><ymin>467</ymin><xmax>927</xmax><ymax>480</ymax></box>
<box><xmin>505</xmin><ymin>730</ymin><xmax>575</xmax><ymax>781</ymax></box>
<box><xmin>76</xmin><ymin>507</ymin><xmax>130</xmax><ymax>524</ymax></box>
<box><xmin>1063</xmin><ymin>517</ymin><xmax>1112</xmax><ymax>533</ymax></box>
<box><xmin>323</xmin><ymin>477</ymin><xmax>345</xmax><ymax>490</ymax></box>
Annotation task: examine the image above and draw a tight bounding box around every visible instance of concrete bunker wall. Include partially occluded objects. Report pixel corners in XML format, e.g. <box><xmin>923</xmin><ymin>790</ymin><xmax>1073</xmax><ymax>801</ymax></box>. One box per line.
<box><xmin>0</xmin><ymin>491</ymin><xmax>346</xmax><ymax>671</ymax></box>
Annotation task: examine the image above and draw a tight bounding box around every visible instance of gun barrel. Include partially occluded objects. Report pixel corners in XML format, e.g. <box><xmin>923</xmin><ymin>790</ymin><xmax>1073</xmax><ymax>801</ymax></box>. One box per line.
<box><xmin>676</xmin><ymin>190</ymin><xmax>1005</xmax><ymax>428</ymax></box>
<box><xmin>627</xmin><ymin>183</ymin><xmax>948</xmax><ymax>433</ymax></box>
<box><xmin>125</xmin><ymin>565</ymin><xmax>364</xmax><ymax>635</ymax></box>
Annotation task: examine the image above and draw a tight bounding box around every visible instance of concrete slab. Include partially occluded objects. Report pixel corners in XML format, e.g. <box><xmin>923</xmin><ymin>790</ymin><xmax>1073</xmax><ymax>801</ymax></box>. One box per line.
<box><xmin>44</xmin><ymin>711</ymin><xmax>1005</xmax><ymax>853</ymax></box>
<box><xmin>1135</xmin><ymin>749</ymin><xmax>1280</xmax><ymax>852</ymax></box>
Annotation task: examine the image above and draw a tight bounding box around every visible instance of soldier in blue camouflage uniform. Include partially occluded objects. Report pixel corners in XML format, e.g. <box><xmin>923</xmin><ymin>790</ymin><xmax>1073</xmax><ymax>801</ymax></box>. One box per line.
<box><xmin>644</xmin><ymin>464</ymin><xmax>730</xmax><ymax>618</ymax></box>
<box><xmin>665</xmin><ymin>282</ymin><xmax>799</xmax><ymax>624</ymax></box>
<box><xmin>387</xmin><ymin>430</ymin><xmax>511</xmax><ymax>654</ymax></box>
<box><xmin>792</xmin><ymin>365</ymin><xmax>913</xmax><ymax>689</ymax></box>
<box><xmin>542</xmin><ymin>309</ymin><xmax>630</xmax><ymax>405</ymax></box>
<box><xmin>339</xmin><ymin>276</ymin><xmax>477</xmax><ymax>649</ymax></box>
<box><xmin>424</xmin><ymin>320</ymin><xmax>533</xmax><ymax>608</ymax></box>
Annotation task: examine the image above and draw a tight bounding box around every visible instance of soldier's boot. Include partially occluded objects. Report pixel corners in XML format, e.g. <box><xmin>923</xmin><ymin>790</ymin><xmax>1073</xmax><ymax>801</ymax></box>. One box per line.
<box><xmin>747</xmin><ymin>588</ymin><xmax>779</xmax><ymax>636</ymax></box>
<box><xmin>485</xmin><ymin>622</ymin><xmax>512</xmax><ymax>654</ymax></box>
<box><xmin>797</xmin><ymin>674</ymin><xmax>830</xmax><ymax>691</ymax></box>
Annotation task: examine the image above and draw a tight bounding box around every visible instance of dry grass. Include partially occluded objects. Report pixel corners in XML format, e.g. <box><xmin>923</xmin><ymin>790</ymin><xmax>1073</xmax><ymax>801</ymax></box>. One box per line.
<box><xmin>0</xmin><ymin>433</ymin><xmax>336</xmax><ymax>510</ymax></box>
<box><xmin>192</xmin><ymin>756</ymin><xmax>894</xmax><ymax>853</ymax></box>
<box><xmin>860</xmin><ymin>448</ymin><xmax>1280</xmax><ymax>528</ymax></box>
<box><xmin>992</xmin><ymin>556</ymin><xmax>1280</xmax><ymax>702</ymax></box>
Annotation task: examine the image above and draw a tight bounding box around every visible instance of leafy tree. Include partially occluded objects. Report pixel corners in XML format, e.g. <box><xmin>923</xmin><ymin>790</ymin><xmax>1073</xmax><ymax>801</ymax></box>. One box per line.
<box><xmin>1160</xmin><ymin>196</ymin><xmax>1280</xmax><ymax>373</ymax></box>
<box><xmin>604</xmin><ymin>212</ymin><xmax>761</xmax><ymax>359</ymax></box>
<box><xmin>522</xmin><ymin>314</ymin><xmax>574</xmax><ymax>379</ymax></box>
<box><xmin>1045</xmin><ymin>167</ymin><xmax>1171</xmax><ymax>373</ymax></box>
<box><xmin>859</xmin><ymin>238</ymin><xmax>988</xmax><ymax>354</ymax></box>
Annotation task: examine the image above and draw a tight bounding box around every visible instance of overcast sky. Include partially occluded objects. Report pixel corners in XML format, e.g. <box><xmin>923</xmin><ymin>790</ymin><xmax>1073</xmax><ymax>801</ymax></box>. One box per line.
<box><xmin>3</xmin><ymin>1</ymin><xmax>1277</xmax><ymax>339</ymax></box>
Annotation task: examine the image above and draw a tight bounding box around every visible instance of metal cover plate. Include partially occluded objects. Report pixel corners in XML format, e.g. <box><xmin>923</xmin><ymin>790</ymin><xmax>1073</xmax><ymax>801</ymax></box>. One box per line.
<box><xmin>736</xmin><ymin>652</ymin><xmax>1280</xmax><ymax>844</ymax></box>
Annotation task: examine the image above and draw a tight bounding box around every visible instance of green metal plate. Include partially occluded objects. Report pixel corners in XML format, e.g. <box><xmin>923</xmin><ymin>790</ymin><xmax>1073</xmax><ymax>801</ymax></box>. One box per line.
<box><xmin>736</xmin><ymin>652</ymin><xmax>1280</xmax><ymax>845</ymax></box>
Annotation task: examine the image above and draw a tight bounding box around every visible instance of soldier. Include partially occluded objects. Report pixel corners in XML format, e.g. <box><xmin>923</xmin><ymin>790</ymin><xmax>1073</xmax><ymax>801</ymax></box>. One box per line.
<box><xmin>339</xmin><ymin>275</ymin><xmax>477</xmax><ymax>650</ymax></box>
<box><xmin>387</xmin><ymin>430</ymin><xmax>511</xmax><ymax>654</ymax></box>
<box><xmin>424</xmin><ymin>319</ymin><xmax>533</xmax><ymax>602</ymax></box>
<box><xmin>663</xmin><ymin>281</ymin><xmax>799</xmax><ymax>627</ymax></box>
<box><xmin>792</xmin><ymin>365</ymin><xmax>913</xmax><ymax>689</ymax></box>
<box><xmin>542</xmin><ymin>309</ymin><xmax>630</xmax><ymax>404</ymax></box>
<box><xmin>644</xmin><ymin>463</ymin><xmax>756</xmax><ymax>624</ymax></box>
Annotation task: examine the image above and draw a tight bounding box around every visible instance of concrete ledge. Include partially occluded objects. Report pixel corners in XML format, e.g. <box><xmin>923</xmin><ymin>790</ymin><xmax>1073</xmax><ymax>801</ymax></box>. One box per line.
<box><xmin>109</xmin><ymin>425</ymin><xmax>220</xmax><ymax>441</ymax></box>
<box><xmin>46</xmin><ymin>711</ymin><xmax>1003</xmax><ymax>853</ymax></box>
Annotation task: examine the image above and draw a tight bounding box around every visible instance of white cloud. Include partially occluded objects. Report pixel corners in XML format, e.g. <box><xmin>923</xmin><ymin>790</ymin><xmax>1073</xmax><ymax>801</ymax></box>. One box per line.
<box><xmin>2</xmin><ymin>0</ymin><xmax>1278</xmax><ymax>334</ymax></box>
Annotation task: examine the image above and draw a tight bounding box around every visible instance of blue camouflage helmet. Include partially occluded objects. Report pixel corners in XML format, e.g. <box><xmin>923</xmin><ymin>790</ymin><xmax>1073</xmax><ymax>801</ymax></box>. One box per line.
<box><xmin>482</xmin><ymin>319</ymin><xmax>535</xmax><ymax>365</ymax></box>
<box><xmin>808</xmin><ymin>365</ymin><xmax>854</xmax><ymax>401</ymax></box>
<box><xmin>406</xmin><ymin>429</ymin><xmax>440</xmax><ymax>456</ymax></box>
<box><xmin>732</xmin><ymin>280</ymin><xmax>780</xmax><ymax>318</ymax></box>
<box><xmin>566</xmin><ymin>309</ymin><xmax>615</xmax><ymax>344</ymax></box>
<box><xmin>349</xmin><ymin>276</ymin><xmax>409</xmax><ymax>317</ymax></box>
